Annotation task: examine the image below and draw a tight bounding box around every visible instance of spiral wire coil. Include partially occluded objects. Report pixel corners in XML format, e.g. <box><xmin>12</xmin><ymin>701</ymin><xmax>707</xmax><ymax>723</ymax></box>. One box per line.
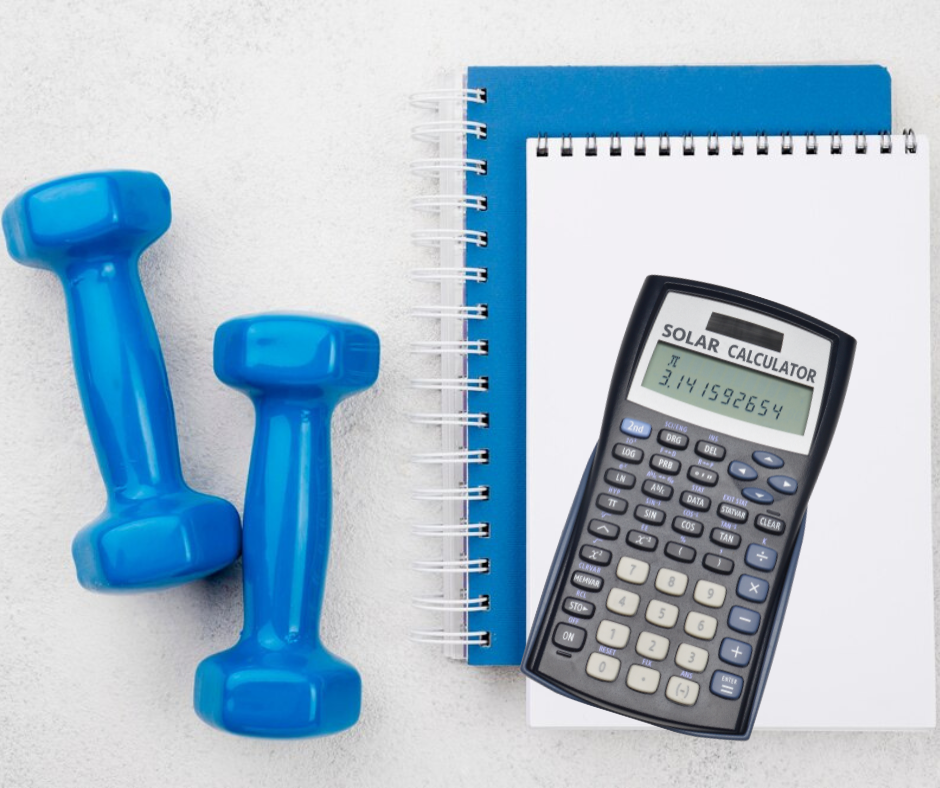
<box><xmin>409</xmin><ymin>77</ymin><xmax>492</xmax><ymax>654</ymax></box>
<box><xmin>533</xmin><ymin>130</ymin><xmax>917</xmax><ymax>157</ymax></box>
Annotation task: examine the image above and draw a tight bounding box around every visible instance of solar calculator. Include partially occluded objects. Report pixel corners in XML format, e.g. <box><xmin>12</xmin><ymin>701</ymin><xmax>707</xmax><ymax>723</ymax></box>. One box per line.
<box><xmin>522</xmin><ymin>276</ymin><xmax>855</xmax><ymax>738</ymax></box>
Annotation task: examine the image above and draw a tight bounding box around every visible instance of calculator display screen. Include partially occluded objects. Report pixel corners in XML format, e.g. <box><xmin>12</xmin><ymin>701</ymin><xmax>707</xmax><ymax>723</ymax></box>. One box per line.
<box><xmin>640</xmin><ymin>341</ymin><xmax>813</xmax><ymax>435</ymax></box>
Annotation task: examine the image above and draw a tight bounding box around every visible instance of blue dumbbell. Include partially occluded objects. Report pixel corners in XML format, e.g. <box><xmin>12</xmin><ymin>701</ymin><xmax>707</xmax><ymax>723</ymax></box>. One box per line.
<box><xmin>194</xmin><ymin>314</ymin><xmax>380</xmax><ymax>738</ymax></box>
<box><xmin>2</xmin><ymin>171</ymin><xmax>241</xmax><ymax>591</ymax></box>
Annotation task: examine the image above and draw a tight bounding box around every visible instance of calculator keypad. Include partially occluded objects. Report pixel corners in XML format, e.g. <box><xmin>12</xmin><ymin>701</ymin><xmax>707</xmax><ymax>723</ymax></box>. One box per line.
<box><xmin>534</xmin><ymin>401</ymin><xmax>807</xmax><ymax>734</ymax></box>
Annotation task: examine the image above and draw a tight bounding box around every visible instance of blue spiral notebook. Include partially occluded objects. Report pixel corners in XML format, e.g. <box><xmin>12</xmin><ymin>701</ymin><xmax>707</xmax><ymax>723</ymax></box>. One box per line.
<box><xmin>410</xmin><ymin>65</ymin><xmax>891</xmax><ymax>665</ymax></box>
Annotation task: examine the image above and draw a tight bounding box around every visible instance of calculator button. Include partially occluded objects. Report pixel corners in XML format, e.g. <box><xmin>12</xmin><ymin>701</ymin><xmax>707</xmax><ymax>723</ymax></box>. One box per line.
<box><xmin>658</xmin><ymin>429</ymin><xmax>689</xmax><ymax>450</ymax></box>
<box><xmin>679</xmin><ymin>491</ymin><xmax>710</xmax><ymax>511</ymax></box>
<box><xmin>636</xmin><ymin>631</ymin><xmax>670</xmax><ymax>660</ymax></box>
<box><xmin>634</xmin><ymin>506</ymin><xmax>666</xmax><ymax>525</ymax></box>
<box><xmin>752</xmin><ymin>451</ymin><xmax>784</xmax><ymax>469</ymax></box>
<box><xmin>687</xmin><ymin>466</ymin><xmax>718</xmax><ymax>486</ymax></box>
<box><xmin>655</xmin><ymin>568</ymin><xmax>689</xmax><ymax>596</ymax></box>
<box><xmin>703</xmin><ymin>554</ymin><xmax>734</xmax><ymax>575</ymax></box>
<box><xmin>596</xmin><ymin>619</ymin><xmax>631</xmax><ymax>649</ymax></box>
<box><xmin>572</xmin><ymin>571</ymin><xmax>604</xmax><ymax>592</ymax></box>
<box><xmin>604</xmin><ymin>468</ymin><xmax>636</xmax><ymax>489</ymax></box>
<box><xmin>693</xmin><ymin>580</ymin><xmax>726</xmax><ymax>608</ymax></box>
<box><xmin>650</xmin><ymin>455</ymin><xmax>681</xmax><ymax>474</ymax></box>
<box><xmin>710</xmin><ymin>670</ymin><xmax>744</xmax><ymax>700</ymax></box>
<box><xmin>728</xmin><ymin>606</ymin><xmax>761</xmax><ymax>634</ymax></box>
<box><xmin>664</xmin><ymin>542</ymin><xmax>696</xmax><ymax>563</ymax></box>
<box><xmin>728</xmin><ymin>461</ymin><xmax>758</xmax><ymax>481</ymax></box>
<box><xmin>626</xmin><ymin>664</ymin><xmax>661</xmax><ymax>693</ymax></box>
<box><xmin>588</xmin><ymin>519</ymin><xmax>620</xmax><ymax>540</ymax></box>
<box><xmin>672</xmin><ymin>516</ymin><xmax>703</xmax><ymax>537</ymax></box>
<box><xmin>646</xmin><ymin>600</ymin><xmax>679</xmax><ymax>628</ymax></box>
<box><xmin>665</xmin><ymin>676</ymin><xmax>701</xmax><ymax>706</ymax></box>
<box><xmin>553</xmin><ymin>623</ymin><xmax>586</xmax><ymax>651</ymax></box>
<box><xmin>597</xmin><ymin>494</ymin><xmax>627</xmax><ymax>514</ymax></box>
<box><xmin>710</xmin><ymin>528</ymin><xmax>741</xmax><ymax>549</ymax></box>
<box><xmin>586</xmin><ymin>652</ymin><xmax>621</xmax><ymax>682</ymax></box>
<box><xmin>627</xmin><ymin>530</ymin><xmax>658</xmax><ymax>551</ymax></box>
<box><xmin>737</xmin><ymin>574</ymin><xmax>769</xmax><ymax>603</ymax></box>
<box><xmin>719</xmin><ymin>637</ymin><xmax>753</xmax><ymax>667</ymax></box>
<box><xmin>616</xmin><ymin>556</ymin><xmax>650</xmax><ymax>584</ymax></box>
<box><xmin>613</xmin><ymin>443</ymin><xmax>644</xmax><ymax>464</ymax></box>
<box><xmin>675</xmin><ymin>643</ymin><xmax>709</xmax><ymax>673</ymax></box>
<box><xmin>580</xmin><ymin>544</ymin><xmax>612</xmax><ymax>566</ymax></box>
<box><xmin>755</xmin><ymin>514</ymin><xmax>786</xmax><ymax>536</ymax></box>
<box><xmin>642</xmin><ymin>480</ymin><xmax>674</xmax><ymax>501</ymax></box>
<box><xmin>621</xmin><ymin>418</ymin><xmax>652</xmax><ymax>439</ymax></box>
<box><xmin>563</xmin><ymin>597</ymin><xmax>596</xmax><ymax>619</ymax></box>
<box><xmin>606</xmin><ymin>588</ymin><xmax>640</xmax><ymax>617</ymax></box>
<box><xmin>745</xmin><ymin>544</ymin><xmax>778</xmax><ymax>572</ymax></box>
<box><xmin>717</xmin><ymin>502</ymin><xmax>748</xmax><ymax>524</ymax></box>
<box><xmin>768</xmin><ymin>475</ymin><xmax>798</xmax><ymax>495</ymax></box>
<box><xmin>742</xmin><ymin>487</ymin><xmax>774</xmax><ymax>505</ymax></box>
<box><xmin>685</xmin><ymin>611</ymin><xmax>718</xmax><ymax>640</ymax></box>
<box><xmin>694</xmin><ymin>440</ymin><xmax>726</xmax><ymax>461</ymax></box>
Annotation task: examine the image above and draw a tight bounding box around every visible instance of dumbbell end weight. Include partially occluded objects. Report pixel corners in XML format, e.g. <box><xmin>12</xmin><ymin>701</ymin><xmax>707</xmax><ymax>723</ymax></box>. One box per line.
<box><xmin>4</xmin><ymin>171</ymin><xmax>242</xmax><ymax>591</ymax></box>
<box><xmin>194</xmin><ymin>646</ymin><xmax>362</xmax><ymax>738</ymax></box>
<box><xmin>72</xmin><ymin>491</ymin><xmax>241</xmax><ymax>591</ymax></box>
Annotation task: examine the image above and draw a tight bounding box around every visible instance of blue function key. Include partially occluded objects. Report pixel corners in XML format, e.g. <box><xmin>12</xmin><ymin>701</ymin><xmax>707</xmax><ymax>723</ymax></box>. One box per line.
<box><xmin>745</xmin><ymin>544</ymin><xmax>778</xmax><ymax>572</ymax></box>
<box><xmin>768</xmin><ymin>475</ymin><xmax>798</xmax><ymax>495</ymax></box>
<box><xmin>719</xmin><ymin>638</ymin><xmax>753</xmax><ymax>667</ymax></box>
<box><xmin>752</xmin><ymin>450</ymin><xmax>784</xmax><ymax>469</ymax></box>
<box><xmin>741</xmin><ymin>487</ymin><xmax>774</xmax><ymax>505</ymax></box>
<box><xmin>728</xmin><ymin>461</ymin><xmax>758</xmax><ymax>481</ymax></box>
<box><xmin>621</xmin><ymin>418</ymin><xmax>652</xmax><ymax>439</ymax></box>
<box><xmin>710</xmin><ymin>670</ymin><xmax>744</xmax><ymax>700</ymax></box>
<box><xmin>736</xmin><ymin>574</ymin><xmax>769</xmax><ymax>603</ymax></box>
<box><xmin>728</xmin><ymin>606</ymin><xmax>761</xmax><ymax>635</ymax></box>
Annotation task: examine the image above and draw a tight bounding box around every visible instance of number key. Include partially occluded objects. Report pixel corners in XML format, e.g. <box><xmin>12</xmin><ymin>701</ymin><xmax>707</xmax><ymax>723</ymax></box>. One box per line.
<box><xmin>645</xmin><ymin>599</ymin><xmax>679</xmax><ymax>628</ymax></box>
<box><xmin>693</xmin><ymin>579</ymin><xmax>727</xmax><ymax>609</ymax></box>
<box><xmin>636</xmin><ymin>631</ymin><xmax>670</xmax><ymax>660</ymax></box>
<box><xmin>684</xmin><ymin>611</ymin><xmax>718</xmax><ymax>640</ymax></box>
<box><xmin>586</xmin><ymin>652</ymin><xmax>621</xmax><ymax>682</ymax></box>
<box><xmin>596</xmin><ymin>619</ymin><xmax>631</xmax><ymax>649</ymax></box>
<box><xmin>675</xmin><ymin>643</ymin><xmax>709</xmax><ymax>673</ymax></box>
<box><xmin>616</xmin><ymin>556</ymin><xmax>650</xmax><ymax>584</ymax></box>
<box><xmin>606</xmin><ymin>587</ymin><xmax>640</xmax><ymax>616</ymax></box>
<box><xmin>654</xmin><ymin>567</ymin><xmax>688</xmax><ymax>596</ymax></box>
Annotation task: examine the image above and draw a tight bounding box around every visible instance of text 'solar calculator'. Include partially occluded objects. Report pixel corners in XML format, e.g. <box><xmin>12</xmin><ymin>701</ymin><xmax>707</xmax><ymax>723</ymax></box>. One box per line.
<box><xmin>522</xmin><ymin>276</ymin><xmax>855</xmax><ymax>739</ymax></box>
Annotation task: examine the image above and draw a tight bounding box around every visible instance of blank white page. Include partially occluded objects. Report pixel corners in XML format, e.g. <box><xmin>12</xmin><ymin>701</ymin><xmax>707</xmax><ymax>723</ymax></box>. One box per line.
<box><xmin>525</xmin><ymin>134</ymin><xmax>934</xmax><ymax>730</ymax></box>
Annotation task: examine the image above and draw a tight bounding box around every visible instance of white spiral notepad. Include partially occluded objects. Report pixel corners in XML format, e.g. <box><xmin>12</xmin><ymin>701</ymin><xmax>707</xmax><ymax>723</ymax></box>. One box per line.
<box><xmin>526</xmin><ymin>133</ymin><xmax>934</xmax><ymax>730</ymax></box>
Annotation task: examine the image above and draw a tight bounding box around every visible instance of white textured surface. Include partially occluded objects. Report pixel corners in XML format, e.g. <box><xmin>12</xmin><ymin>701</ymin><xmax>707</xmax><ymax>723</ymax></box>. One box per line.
<box><xmin>0</xmin><ymin>1</ymin><xmax>938</xmax><ymax>786</ymax></box>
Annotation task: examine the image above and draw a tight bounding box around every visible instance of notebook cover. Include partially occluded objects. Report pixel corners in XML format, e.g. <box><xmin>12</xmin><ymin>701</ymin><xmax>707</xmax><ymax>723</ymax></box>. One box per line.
<box><xmin>462</xmin><ymin>65</ymin><xmax>891</xmax><ymax>665</ymax></box>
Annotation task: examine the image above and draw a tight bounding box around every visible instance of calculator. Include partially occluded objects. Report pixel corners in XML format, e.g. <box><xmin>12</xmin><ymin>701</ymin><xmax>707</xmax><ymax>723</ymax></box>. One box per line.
<box><xmin>522</xmin><ymin>276</ymin><xmax>855</xmax><ymax>739</ymax></box>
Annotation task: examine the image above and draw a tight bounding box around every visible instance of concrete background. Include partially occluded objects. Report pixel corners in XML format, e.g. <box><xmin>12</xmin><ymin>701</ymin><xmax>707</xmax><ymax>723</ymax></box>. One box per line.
<box><xmin>0</xmin><ymin>1</ymin><xmax>937</xmax><ymax>786</ymax></box>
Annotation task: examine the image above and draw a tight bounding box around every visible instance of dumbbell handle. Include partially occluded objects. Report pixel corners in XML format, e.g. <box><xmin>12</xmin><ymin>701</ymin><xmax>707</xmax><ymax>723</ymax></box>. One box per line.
<box><xmin>242</xmin><ymin>395</ymin><xmax>331</xmax><ymax>646</ymax></box>
<box><xmin>62</xmin><ymin>255</ymin><xmax>184</xmax><ymax>502</ymax></box>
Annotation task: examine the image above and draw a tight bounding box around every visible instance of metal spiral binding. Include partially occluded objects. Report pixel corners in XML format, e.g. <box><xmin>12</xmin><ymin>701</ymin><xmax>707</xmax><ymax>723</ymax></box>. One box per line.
<box><xmin>410</xmin><ymin>74</ymin><xmax>491</xmax><ymax>659</ymax></box>
<box><xmin>531</xmin><ymin>131</ymin><xmax>919</xmax><ymax>157</ymax></box>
